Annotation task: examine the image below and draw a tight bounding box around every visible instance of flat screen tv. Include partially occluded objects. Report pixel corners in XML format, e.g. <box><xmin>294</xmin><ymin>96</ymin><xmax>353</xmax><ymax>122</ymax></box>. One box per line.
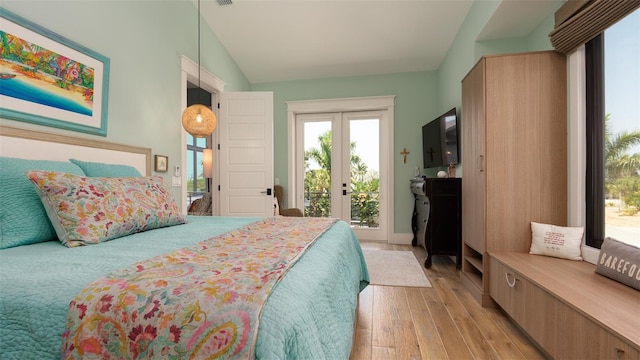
<box><xmin>422</xmin><ymin>107</ymin><xmax>459</xmax><ymax>168</ymax></box>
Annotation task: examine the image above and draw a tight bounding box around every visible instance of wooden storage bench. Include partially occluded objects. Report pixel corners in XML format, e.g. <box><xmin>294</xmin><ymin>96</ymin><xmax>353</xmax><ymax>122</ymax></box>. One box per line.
<box><xmin>489</xmin><ymin>252</ymin><xmax>640</xmax><ymax>360</ymax></box>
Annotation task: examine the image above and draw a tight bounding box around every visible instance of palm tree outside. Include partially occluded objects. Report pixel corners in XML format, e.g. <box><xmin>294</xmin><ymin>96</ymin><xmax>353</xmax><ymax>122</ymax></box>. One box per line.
<box><xmin>604</xmin><ymin>113</ymin><xmax>640</xmax><ymax>247</ymax></box>
<box><xmin>304</xmin><ymin>130</ymin><xmax>380</xmax><ymax>227</ymax></box>
<box><xmin>604</xmin><ymin>114</ymin><xmax>640</xmax><ymax>213</ymax></box>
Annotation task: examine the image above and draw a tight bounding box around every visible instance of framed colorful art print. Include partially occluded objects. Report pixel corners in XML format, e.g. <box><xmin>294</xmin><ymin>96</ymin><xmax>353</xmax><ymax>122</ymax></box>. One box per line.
<box><xmin>0</xmin><ymin>8</ymin><xmax>110</xmax><ymax>136</ymax></box>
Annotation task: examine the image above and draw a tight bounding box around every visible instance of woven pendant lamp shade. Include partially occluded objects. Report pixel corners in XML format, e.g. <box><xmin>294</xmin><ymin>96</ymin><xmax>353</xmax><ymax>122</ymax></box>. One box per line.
<box><xmin>182</xmin><ymin>104</ymin><xmax>216</xmax><ymax>138</ymax></box>
<box><xmin>181</xmin><ymin>0</ymin><xmax>216</xmax><ymax>138</ymax></box>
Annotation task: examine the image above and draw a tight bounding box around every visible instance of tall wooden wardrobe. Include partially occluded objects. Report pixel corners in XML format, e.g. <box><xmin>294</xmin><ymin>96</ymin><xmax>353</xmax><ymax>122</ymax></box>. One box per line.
<box><xmin>460</xmin><ymin>51</ymin><xmax>568</xmax><ymax>306</ymax></box>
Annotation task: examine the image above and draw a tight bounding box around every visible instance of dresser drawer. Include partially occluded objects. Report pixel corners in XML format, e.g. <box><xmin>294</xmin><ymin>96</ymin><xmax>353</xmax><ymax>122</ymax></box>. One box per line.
<box><xmin>490</xmin><ymin>253</ymin><xmax>640</xmax><ymax>360</ymax></box>
<box><xmin>608</xmin><ymin>335</ymin><xmax>639</xmax><ymax>360</ymax></box>
<box><xmin>489</xmin><ymin>256</ymin><xmax>527</xmax><ymax>324</ymax></box>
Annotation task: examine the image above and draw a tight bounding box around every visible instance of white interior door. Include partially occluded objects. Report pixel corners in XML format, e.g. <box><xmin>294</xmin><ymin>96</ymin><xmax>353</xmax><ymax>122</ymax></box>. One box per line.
<box><xmin>219</xmin><ymin>91</ymin><xmax>274</xmax><ymax>217</ymax></box>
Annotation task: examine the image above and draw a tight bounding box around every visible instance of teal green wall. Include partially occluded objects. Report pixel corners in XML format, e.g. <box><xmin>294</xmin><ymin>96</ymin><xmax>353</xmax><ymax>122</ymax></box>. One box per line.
<box><xmin>526</xmin><ymin>10</ymin><xmax>559</xmax><ymax>50</ymax></box>
<box><xmin>438</xmin><ymin>2</ymin><xmax>557</xmax><ymax>111</ymax></box>
<box><xmin>438</xmin><ymin>3</ymin><xmax>557</xmax><ymax>116</ymax></box>
<box><xmin>252</xmin><ymin>71</ymin><xmax>438</xmax><ymax>232</ymax></box>
<box><xmin>0</xmin><ymin>1</ymin><xmax>559</xmax><ymax>236</ymax></box>
<box><xmin>0</xmin><ymin>1</ymin><xmax>250</xmax><ymax>203</ymax></box>
<box><xmin>437</xmin><ymin>1</ymin><xmax>501</xmax><ymax>116</ymax></box>
<box><xmin>255</xmin><ymin>4</ymin><xmax>559</xmax><ymax>235</ymax></box>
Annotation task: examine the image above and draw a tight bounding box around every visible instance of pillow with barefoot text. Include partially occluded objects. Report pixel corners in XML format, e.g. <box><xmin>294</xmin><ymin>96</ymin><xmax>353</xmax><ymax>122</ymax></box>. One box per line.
<box><xmin>529</xmin><ymin>222</ymin><xmax>584</xmax><ymax>260</ymax></box>
<box><xmin>595</xmin><ymin>237</ymin><xmax>640</xmax><ymax>291</ymax></box>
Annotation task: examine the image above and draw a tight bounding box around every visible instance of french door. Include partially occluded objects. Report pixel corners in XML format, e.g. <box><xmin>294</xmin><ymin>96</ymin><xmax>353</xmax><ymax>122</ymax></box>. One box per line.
<box><xmin>295</xmin><ymin>111</ymin><xmax>388</xmax><ymax>241</ymax></box>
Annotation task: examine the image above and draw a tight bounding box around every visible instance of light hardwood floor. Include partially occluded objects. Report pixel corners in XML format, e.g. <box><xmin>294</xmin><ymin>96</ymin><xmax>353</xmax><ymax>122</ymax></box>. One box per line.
<box><xmin>350</xmin><ymin>242</ymin><xmax>548</xmax><ymax>360</ymax></box>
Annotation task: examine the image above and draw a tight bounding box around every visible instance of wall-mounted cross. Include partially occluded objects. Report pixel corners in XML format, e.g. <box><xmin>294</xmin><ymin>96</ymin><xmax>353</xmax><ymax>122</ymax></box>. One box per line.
<box><xmin>400</xmin><ymin>148</ymin><xmax>410</xmax><ymax>163</ymax></box>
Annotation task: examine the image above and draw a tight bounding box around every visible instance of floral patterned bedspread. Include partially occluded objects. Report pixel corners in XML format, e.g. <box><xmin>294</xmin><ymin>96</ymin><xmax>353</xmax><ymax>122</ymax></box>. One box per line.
<box><xmin>61</xmin><ymin>216</ymin><xmax>338</xmax><ymax>359</ymax></box>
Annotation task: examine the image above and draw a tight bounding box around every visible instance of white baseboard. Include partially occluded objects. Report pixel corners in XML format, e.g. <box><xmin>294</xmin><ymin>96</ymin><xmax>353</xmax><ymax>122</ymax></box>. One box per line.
<box><xmin>388</xmin><ymin>232</ymin><xmax>413</xmax><ymax>245</ymax></box>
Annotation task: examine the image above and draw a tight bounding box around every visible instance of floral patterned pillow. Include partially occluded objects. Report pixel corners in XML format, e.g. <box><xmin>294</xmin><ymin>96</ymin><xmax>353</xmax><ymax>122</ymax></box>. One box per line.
<box><xmin>27</xmin><ymin>171</ymin><xmax>187</xmax><ymax>247</ymax></box>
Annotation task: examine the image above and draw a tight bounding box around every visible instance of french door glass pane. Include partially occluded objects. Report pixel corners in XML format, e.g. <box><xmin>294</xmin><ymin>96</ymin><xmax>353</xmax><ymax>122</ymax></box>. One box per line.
<box><xmin>303</xmin><ymin>121</ymin><xmax>332</xmax><ymax>217</ymax></box>
<box><xmin>350</xmin><ymin>119</ymin><xmax>380</xmax><ymax>229</ymax></box>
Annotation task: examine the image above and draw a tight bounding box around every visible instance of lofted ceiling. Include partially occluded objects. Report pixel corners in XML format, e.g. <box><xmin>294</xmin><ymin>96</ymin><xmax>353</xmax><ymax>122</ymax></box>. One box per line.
<box><xmin>197</xmin><ymin>0</ymin><xmax>563</xmax><ymax>84</ymax></box>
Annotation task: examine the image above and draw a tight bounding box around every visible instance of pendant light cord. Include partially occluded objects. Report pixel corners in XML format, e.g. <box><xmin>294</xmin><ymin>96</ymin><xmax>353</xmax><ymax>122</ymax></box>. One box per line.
<box><xmin>197</xmin><ymin>0</ymin><xmax>202</xmax><ymax>97</ymax></box>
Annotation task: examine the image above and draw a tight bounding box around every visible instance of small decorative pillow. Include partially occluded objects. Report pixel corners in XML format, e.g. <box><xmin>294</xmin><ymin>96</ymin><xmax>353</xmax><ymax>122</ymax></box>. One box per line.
<box><xmin>69</xmin><ymin>158</ymin><xmax>142</xmax><ymax>177</ymax></box>
<box><xmin>27</xmin><ymin>171</ymin><xmax>187</xmax><ymax>247</ymax></box>
<box><xmin>529</xmin><ymin>222</ymin><xmax>584</xmax><ymax>260</ymax></box>
<box><xmin>0</xmin><ymin>157</ymin><xmax>85</xmax><ymax>249</ymax></box>
<box><xmin>595</xmin><ymin>237</ymin><xmax>640</xmax><ymax>291</ymax></box>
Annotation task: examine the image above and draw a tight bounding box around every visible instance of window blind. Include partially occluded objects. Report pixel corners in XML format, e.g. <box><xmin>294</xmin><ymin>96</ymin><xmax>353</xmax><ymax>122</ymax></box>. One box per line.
<box><xmin>549</xmin><ymin>0</ymin><xmax>640</xmax><ymax>54</ymax></box>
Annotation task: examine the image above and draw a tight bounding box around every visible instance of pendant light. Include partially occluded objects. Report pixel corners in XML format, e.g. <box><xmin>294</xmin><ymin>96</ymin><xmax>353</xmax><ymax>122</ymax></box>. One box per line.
<box><xmin>182</xmin><ymin>0</ymin><xmax>217</xmax><ymax>138</ymax></box>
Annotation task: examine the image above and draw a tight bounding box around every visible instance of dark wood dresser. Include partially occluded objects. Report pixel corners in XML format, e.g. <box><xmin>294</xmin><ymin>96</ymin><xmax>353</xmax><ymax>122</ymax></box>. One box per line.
<box><xmin>412</xmin><ymin>177</ymin><xmax>462</xmax><ymax>268</ymax></box>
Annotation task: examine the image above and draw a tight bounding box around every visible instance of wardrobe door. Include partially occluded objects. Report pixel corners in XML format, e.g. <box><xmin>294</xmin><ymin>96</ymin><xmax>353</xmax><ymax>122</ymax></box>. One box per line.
<box><xmin>461</xmin><ymin>59</ymin><xmax>489</xmax><ymax>305</ymax></box>
<box><xmin>461</xmin><ymin>59</ymin><xmax>486</xmax><ymax>255</ymax></box>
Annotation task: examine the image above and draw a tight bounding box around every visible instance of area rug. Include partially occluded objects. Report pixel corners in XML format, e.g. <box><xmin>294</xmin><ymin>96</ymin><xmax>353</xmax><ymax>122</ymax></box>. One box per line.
<box><xmin>362</xmin><ymin>249</ymin><xmax>432</xmax><ymax>287</ymax></box>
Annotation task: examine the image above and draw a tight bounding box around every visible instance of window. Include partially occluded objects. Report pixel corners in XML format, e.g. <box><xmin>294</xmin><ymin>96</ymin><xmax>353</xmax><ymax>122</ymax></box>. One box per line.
<box><xmin>186</xmin><ymin>134</ymin><xmax>209</xmax><ymax>206</ymax></box>
<box><xmin>185</xmin><ymin>86</ymin><xmax>213</xmax><ymax>207</ymax></box>
<box><xmin>585</xmin><ymin>9</ymin><xmax>640</xmax><ymax>249</ymax></box>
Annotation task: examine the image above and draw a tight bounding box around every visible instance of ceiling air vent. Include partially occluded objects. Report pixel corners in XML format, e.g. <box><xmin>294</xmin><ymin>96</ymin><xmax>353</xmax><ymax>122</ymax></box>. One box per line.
<box><xmin>217</xmin><ymin>0</ymin><xmax>233</xmax><ymax>5</ymax></box>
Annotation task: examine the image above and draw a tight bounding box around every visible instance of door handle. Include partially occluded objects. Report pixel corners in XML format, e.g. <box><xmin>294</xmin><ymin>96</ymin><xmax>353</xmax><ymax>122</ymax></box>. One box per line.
<box><xmin>261</xmin><ymin>188</ymin><xmax>272</xmax><ymax>196</ymax></box>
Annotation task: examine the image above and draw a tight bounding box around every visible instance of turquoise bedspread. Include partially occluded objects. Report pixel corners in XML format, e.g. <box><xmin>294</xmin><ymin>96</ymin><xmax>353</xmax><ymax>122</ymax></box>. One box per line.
<box><xmin>0</xmin><ymin>216</ymin><xmax>369</xmax><ymax>359</ymax></box>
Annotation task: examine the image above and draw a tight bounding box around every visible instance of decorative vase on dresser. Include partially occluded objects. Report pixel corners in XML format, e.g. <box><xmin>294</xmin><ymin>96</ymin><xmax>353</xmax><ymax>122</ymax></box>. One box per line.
<box><xmin>460</xmin><ymin>51</ymin><xmax>568</xmax><ymax>307</ymax></box>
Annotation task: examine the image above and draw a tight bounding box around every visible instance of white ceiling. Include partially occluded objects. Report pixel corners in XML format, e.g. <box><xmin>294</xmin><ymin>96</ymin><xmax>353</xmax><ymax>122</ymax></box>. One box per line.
<box><xmin>198</xmin><ymin>0</ymin><xmax>563</xmax><ymax>84</ymax></box>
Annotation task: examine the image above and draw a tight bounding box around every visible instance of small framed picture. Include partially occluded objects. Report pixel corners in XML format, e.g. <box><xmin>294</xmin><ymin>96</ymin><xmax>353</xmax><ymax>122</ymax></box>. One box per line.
<box><xmin>154</xmin><ymin>155</ymin><xmax>168</xmax><ymax>172</ymax></box>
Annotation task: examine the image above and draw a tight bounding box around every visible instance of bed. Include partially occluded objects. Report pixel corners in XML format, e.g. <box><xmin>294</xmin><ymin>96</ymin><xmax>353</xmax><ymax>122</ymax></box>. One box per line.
<box><xmin>0</xmin><ymin>125</ymin><xmax>369</xmax><ymax>359</ymax></box>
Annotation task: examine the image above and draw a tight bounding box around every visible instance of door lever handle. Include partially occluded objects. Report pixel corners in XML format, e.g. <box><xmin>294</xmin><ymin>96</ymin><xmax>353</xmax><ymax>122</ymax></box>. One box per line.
<box><xmin>260</xmin><ymin>188</ymin><xmax>272</xmax><ymax>196</ymax></box>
